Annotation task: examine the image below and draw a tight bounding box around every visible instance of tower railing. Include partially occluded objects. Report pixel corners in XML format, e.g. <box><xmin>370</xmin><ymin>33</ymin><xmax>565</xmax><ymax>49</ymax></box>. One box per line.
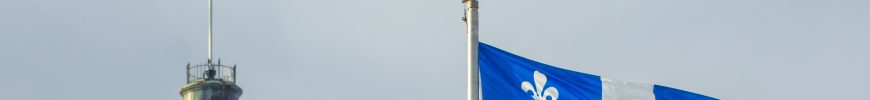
<box><xmin>187</xmin><ymin>63</ymin><xmax>236</xmax><ymax>83</ymax></box>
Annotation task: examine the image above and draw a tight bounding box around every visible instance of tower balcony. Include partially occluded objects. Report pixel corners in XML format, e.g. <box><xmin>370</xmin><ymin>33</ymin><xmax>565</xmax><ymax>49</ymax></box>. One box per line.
<box><xmin>186</xmin><ymin>62</ymin><xmax>236</xmax><ymax>83</ymax></box>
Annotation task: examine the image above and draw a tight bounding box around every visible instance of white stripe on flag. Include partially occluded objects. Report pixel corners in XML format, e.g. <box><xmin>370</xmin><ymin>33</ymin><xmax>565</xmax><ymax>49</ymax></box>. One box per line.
<box><xmin>602</xmin><ymin>78</ymin><xmax>655</xmax><ymax>100</ymax></box>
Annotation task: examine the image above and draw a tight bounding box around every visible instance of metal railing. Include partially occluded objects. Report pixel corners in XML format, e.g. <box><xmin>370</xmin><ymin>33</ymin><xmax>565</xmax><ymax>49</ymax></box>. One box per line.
<box><xmin>187</xmin><ymin>62</ymin><xmax>236</xmax><ymax>83</ymax></box>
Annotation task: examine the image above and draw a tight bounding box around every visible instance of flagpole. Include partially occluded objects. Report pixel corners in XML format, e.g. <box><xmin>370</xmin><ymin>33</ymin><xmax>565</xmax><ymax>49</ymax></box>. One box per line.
<box><xmin>463</xmin><ymin>0</ymin><xmax>480</xmax><ymax>100</ymax></box>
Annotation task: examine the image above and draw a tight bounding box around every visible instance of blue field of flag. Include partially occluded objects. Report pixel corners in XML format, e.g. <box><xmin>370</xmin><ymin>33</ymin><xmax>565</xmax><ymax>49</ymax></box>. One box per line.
<box><xmin>479</xmin><ymin>43</ymin><xmax>716</xmax><ymax>100</ymax></box>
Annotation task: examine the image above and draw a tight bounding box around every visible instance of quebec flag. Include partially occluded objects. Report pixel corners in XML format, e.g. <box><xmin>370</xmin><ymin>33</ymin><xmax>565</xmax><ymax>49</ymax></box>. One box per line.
<box><xmin>479</xmin><ymin>43</ymin><xmax>716</xmax><ymax>100</ymax></box>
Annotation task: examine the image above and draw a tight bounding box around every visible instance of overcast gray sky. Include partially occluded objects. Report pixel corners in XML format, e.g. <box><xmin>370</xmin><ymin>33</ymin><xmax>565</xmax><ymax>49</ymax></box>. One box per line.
<box><xmin>2</xmin><ymin>0</ymin><xmax>869</xmax><ymax>99</ymax></box>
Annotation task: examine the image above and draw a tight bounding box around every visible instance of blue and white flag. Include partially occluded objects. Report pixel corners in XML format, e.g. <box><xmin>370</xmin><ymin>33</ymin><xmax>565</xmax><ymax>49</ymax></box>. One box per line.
<box><xmin>479</xmin><ymin>43</ymin><xmax>716</xmax><ymax>100</ymax></box>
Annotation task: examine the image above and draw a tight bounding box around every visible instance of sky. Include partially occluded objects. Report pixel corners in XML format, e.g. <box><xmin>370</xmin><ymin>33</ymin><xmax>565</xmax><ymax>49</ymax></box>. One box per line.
<box><xmin>1</xmin><ymin>0</ymin><xmax>869</xmax><ymax>99</ymax></box>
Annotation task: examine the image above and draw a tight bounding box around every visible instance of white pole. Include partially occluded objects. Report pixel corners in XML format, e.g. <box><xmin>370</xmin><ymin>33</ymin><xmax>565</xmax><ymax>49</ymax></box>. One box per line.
<box><xmin>207</xmin><ymin>0</ymin><xmax>214</xmax><ymax>64</ymax></box>
<box><xmin>464</xmin><ymin>0</ymin><xmax>479</xmax><ymax>100</ymax></box>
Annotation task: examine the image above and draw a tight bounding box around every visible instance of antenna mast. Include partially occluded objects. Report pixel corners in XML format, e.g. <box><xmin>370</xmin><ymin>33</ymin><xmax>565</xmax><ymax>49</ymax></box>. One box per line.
<box><xmin>207</xmin><ymin>0</ymin><xmax>214</xmax><ymax>64</ymax></box>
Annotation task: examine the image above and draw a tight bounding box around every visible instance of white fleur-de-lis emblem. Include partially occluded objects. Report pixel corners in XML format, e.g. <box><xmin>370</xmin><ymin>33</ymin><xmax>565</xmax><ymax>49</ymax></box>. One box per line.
<box><xmin>521</xmin><ymin>71</ymin><xmax>559</xmax><ymax>100</ymax></box>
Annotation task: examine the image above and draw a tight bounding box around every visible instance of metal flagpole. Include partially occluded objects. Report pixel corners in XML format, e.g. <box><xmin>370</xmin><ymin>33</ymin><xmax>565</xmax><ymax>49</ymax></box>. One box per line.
<box><xmin>463</xmin><ymin>0</ymin><xmax>479</xmax><ymax>100</ymax></box>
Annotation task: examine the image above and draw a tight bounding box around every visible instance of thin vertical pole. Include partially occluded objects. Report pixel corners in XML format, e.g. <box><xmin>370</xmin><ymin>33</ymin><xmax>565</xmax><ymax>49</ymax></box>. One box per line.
<box><xmin>207</xmin><ymin>0</ymin><xmax>214</xmax><ymax>63</ymax></box>
<box><xmin>464</xmin><ymin>0</ymin><xmax>480</xmax><ymax>100</ymax></box>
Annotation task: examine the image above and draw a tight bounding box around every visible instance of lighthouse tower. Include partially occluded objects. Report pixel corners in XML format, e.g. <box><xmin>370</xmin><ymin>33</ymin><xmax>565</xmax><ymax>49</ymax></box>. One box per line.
<box><xmin>180</xmin><ymin>0</ymin><xmax>242</xmax><ymax>99</ymax></box>
<box><xmin>180</xmin><ymin>61</ymin><xmax>242</xmax><ymax>100</ymax></box>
